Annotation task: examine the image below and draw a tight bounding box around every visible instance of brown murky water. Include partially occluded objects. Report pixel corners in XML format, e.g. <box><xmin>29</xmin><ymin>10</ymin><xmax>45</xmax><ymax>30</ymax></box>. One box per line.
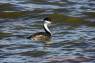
<box><xmin>0</xmin><ymin>0</ymin><xmax>95</xmax><ymax>63</ymax></box>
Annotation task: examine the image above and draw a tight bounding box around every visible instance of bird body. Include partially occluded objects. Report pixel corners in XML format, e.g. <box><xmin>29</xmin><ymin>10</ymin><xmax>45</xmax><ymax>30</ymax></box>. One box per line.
<box><xmin>27</xmin><ymin>17</ymin><xmax>52</xmax><ymax>41</ymax></box>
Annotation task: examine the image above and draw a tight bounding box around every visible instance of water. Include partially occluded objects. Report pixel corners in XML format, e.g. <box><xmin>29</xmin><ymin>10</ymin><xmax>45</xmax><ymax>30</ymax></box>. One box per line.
<box><xmin>0</xmin><ymin>0</ymin><xmax>95</xmax><ymax>63</ymax></box>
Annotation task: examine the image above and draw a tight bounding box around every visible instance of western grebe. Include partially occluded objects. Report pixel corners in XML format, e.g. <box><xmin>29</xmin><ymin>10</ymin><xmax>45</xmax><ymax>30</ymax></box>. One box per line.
<box><xmin>27</xmin><ymin>17</ymin><xmax>52</xmax><ymax>41</ymax></box>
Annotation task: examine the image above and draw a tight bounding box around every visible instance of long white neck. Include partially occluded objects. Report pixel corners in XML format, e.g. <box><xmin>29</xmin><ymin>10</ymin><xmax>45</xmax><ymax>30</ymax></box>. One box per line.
<box><xmin>44</xmin><ymin>23</ymin><xmax>51</xmax><ymax>34</ymax></box>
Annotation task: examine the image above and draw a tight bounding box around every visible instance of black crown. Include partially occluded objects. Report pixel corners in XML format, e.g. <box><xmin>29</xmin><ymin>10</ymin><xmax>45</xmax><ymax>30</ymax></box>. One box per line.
<box><xmin>44</xmin><ymin>17</ymin><xmax>51</xmax><ymax>21</ymax></box>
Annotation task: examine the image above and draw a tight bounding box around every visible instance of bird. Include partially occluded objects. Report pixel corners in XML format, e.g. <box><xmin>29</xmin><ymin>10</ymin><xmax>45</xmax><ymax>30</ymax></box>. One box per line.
<box><xmin>27</xmin><ymin>17</ymin><xmax>52</xmax><ymax>41</ymax></box>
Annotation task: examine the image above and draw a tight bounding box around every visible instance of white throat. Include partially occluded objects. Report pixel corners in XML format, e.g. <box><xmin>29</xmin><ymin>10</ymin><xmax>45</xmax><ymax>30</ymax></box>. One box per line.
<box><xmin>44</xmin><ymin>22</ymin><xmax>51</xmax><ymax>34</ymax></box>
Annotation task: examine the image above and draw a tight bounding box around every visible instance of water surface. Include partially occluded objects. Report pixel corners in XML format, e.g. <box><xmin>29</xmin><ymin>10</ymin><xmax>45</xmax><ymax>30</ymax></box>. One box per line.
<box><xmin>0</xmin><ymin>0</ymin><xmax>95</xmax><ymax>63</ymax></box>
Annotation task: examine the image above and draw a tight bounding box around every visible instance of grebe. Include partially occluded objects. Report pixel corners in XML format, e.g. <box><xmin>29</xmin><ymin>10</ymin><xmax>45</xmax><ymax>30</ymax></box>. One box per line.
<box><xmin>27</xmin><ymin>17</ymin><xmax>52</xmax><ymax>41</ymax></box>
